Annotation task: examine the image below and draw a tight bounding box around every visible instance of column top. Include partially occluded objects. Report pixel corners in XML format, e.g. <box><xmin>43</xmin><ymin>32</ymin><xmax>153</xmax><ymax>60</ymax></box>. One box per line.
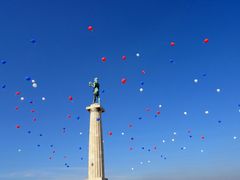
<box><xmin>86</xmin><ymin>103</ymin><xmax>105</xmax><ymax>112</ymax></box>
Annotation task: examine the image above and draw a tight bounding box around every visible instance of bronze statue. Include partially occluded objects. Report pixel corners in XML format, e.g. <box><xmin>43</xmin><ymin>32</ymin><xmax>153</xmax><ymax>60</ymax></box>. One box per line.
<box><xmin>89</xmin><ymin>77</ymin><xmax>100</xmax><ymax>104</ymax></box>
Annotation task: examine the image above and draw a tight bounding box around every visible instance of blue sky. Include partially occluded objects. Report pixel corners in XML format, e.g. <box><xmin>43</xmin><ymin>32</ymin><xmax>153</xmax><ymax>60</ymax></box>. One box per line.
<box><xmin>0</xmin><ymin>0</ymin><xmax>240</xmax><ymax>180</ymax></box>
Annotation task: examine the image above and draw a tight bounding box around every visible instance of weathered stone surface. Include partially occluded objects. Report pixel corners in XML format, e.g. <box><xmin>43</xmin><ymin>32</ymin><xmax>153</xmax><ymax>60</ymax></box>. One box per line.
<box><xmin>86</xmin><ymin>103</ymin><xmax>107</xmax><ymax>180</ymax></box>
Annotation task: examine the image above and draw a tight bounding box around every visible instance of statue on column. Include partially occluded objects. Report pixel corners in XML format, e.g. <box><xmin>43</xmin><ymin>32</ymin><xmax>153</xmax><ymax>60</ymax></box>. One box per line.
<box><xmin>89</xmin><ymin>77</ymin><xmax>100</xmax><ymax>104</ymax></box>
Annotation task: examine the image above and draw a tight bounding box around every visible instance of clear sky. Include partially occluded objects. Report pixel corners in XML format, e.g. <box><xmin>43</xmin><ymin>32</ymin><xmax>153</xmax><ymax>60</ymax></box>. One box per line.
<box><xmin>0</xmin><ymin>0</ymin><xmax>240</xmax><ymax>180</ymax></box>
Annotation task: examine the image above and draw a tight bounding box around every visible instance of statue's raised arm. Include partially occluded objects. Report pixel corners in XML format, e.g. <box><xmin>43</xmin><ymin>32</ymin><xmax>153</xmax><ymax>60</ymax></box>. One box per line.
<box><xmin>89</xmin><ymin>77</ymin><xmax>100</xmax><ymax>104</ymax></box>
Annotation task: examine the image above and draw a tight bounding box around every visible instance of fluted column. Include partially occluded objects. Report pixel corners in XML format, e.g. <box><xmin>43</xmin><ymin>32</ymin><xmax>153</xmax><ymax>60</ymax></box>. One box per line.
<box><xmin>86</xmin><ymin>103</ymin><xmax>108</xmax><ymax>180</ymax></box>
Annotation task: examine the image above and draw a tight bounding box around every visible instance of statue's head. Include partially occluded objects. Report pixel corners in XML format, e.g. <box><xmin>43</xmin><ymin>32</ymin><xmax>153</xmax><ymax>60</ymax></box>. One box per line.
<box><xmin>94</xmin><ymin>77</ymin><xmax>98</xmax><ymax>82</ymax></box>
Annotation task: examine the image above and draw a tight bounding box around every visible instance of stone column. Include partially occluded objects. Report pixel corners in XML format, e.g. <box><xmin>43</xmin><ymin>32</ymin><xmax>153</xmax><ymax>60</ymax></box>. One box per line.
<box><xmin>86</xmin><ymin>103</ymin><xmax>108</xmax><ymax>180</ymax></box>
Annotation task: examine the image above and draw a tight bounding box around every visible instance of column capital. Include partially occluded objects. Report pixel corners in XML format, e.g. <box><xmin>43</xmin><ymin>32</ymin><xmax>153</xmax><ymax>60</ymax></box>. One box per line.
<box><xmin>86</xmin><ymin>103</ymin><xmax>105</xmax><ymax>113</ymax></box>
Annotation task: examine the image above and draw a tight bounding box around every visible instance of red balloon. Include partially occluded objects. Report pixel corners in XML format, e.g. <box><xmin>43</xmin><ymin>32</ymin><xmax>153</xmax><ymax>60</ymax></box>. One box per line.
<box><xmin>16</xmin><ymin>91</ymin><xmax>21</xmax><ymax>95</ymax></box>
<box><xmin>122</xmin><ymin>55</ymin><xmax>127</xmax><ymax>61</ymax></box>
<box><xmin>203</xmin><ymin>38</ymin><xmax>209</xmax><ymax>43</ymax></box>
<box><xmin>88</xmin><ymin>26</ymin><xmax>93</xmax><ymax>31</ymax></box>
<box><xmin>141</xmin><ymin>70</ymin><xmax>145</xmax><ymax>74</ymax></box>
<box><xmin>201</xmin><ymin>136</ymin><xmax>205</xmax><ymax>140</ymax></box>
<box><xmin>121</xmin><ymin>78</ymin><xmax>127</xmax><ymax>84</ymax></box>
<box><xmin>156</xmin><ymin>111</ymin><xmax>160</xmax><ymax>115</ymax></box>
<box><xmin>68</xmin><ymin>96</ymin><xmax>73</xmax><ymax>101</ymax></box>
<box><xmin>170</xmin><ymin>41</ymin><xmax>175</xmax><ymax>46</ymax></box>
<box><xmin>101</xmin><ymin>57</ymin><xmax>106</xmax><ymax>62</ymax></box>
<box><xmin>16</xmin><ymin>125</ymin><xmax>20</xmax><ymax>129</ymax></box>
<box><xmin>108</xmin><ymin>131</ymin><xmax>113</xmax><ymax>136</ymax></box>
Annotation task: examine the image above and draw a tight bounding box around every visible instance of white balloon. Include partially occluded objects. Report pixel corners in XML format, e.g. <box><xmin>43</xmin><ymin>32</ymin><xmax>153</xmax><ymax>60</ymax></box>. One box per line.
<box><xmin>31</xmin><ymin>80</ymin><xmax>36</xmax><ymax>83</ymax></box>
<box><xmin>139</xmin><ymin>88</ymin><xmax>144</xmax><ymax>92</ymax></box>
<box><xmin>194</xmin><ymin>79</ymin><xmax>198</xmax><ymax>83</ymax></box>
<box><xmin>136</xmin><ymin>53</ymin><xmax>140</xmax><ymax>57</ymax></box>
<box><xmin>32</xmin><ymin>83</ymin><xmax>38</xmax><ymax>88</ymax></box>
<box><xmin>42</xmin><ymin>97</ymin><xmax>46</xmax><ymax>101</ymax></box>
<box><xmin>20</xmin><ymin>97</ymin><xmax>24</xmax><ymax>101</ymax></box>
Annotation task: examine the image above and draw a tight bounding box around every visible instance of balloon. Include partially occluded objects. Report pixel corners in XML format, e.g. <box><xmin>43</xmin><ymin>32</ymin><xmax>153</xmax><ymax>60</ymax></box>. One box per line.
<box><xmin>15</xmin><ymin>106</ymin><xmax>19</xmax><ymax>110</ymax></box>
<box><xmin>16</xmin><ymin>91</ymin><xmax>21</xmax><ymax>95</ymax></box>
<box><xmin>2</xmin><ymin>85</ymin><xmax>6</xmax><ymax>88</ymax></box>
<box><xmin>136</xmin><ymin>53</ymin><xmax>140</xmax><ymax>57</ymax></box>
<box><xmin>121</xmin><ymin>78</ymin><xmax>127</xmax><ymax>84</ymax></box>
<box><xmin>216</xmin><ymin>88</ymin><xmax>221</xmax><ymax>92</ymax></box>
<box><xmin>101</xmin><ymin>57</ymin><xmax>106</xmax><ymax>62</ymax></box>
<box><xmin>122</xmin><ymin>55</ymin><xmax>126</xmax><ymax>60</ymax></box>
<box><xmin>201</xmin><ymin>136</ymin><xmax>205</xmax><ymax>140</ymax></box>
<box><xmin>42</xmin><ymin>97</ymin><xmax>46</xmax><ymax>101</ymax></box>
<box><xmin>88</xmin><ymin>26</ymin><xmax>93</xmax><ymax>31</ymax></box>
<box><xmin>16</xmin><ymin>125</ymin><xmax>21</xmax><ymax>128</ymax></box>
<box><xmin>108</xmin><ymin>131</ymin><xmax>113</xmax><ymax>136</ymax></box>
<box><xmin>30</xmin><ymin>39</ymin><xmax>36</xmax><ymax>43</ymax></box>
<box><xmin>139</xmin><ymin>88</ymin><xmax>143</xmax><ymax>92</ymax></box>
<box><xmin>194</xmin><ymin>79</ymin><xmax>198</xmax><ymax>83</ymax></box>
<box><xmin>141</xmin><ymin>70</ymin><xmax>145</xmax><ymax>74</ymax></box>
<box><xmin>1</xmin><ymin>60</ymin><xmax>6</xmax><ymax>64</ymax></box>
<box><xmin>32</xmin><ymin>83</ymin><xmax>38</xmax><ymax>88</ymax></box>
<box><xmin>203</xmin><ymin>38</ymin><xmax>209</xmax><ymax>43</ymax></box>
<box><xmin>156</xmin><ymin>111</ymin><xmax>160</xmax><ymax>115</ymax></box>
<box><xmin>170</xmin><ymin>41</ymin><xmax>175</xmax><ymax>46</ymax></box>
<box><xmin>20</xmin><ymin>97</ymin><xmax>24</xmax><ymax>101</ymax></box>
<box><xmin>25</xmin><ymin>76</ymin><xmax>31</xmax><ymax>81</ymax></box>
<box><xmin>68</xmin><ymin>96</ymin><xmax>73</xmax><ymax>101</ymax></box>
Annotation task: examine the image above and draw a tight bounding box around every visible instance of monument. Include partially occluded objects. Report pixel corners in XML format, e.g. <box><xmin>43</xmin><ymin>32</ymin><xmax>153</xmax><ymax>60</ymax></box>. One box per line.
<box><xmin>86</xmin><ymin>77</ymin><xmax>108</xmax><ymax>180</ymax></box>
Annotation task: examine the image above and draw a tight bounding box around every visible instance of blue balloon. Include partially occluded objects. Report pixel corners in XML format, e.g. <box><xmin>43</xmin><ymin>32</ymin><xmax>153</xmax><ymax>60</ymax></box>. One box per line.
<box><xmin>1</xmin><ymin>85</ymin><xmax>6</xmax><ymax>89</ymax></box>
<box><xmin>30</xmin><ymin>39</ymin><xmax>36</xmax><ymax>43</ymax></box>
<box><xmin>1</xmin><ymin>60</ymin><xmax>6</xmax><ymax>64</ymax></box>
<box><xmin>25</xmin><ymin>76</ymin><xmax>31</xmax><ymax>81</ymax></box>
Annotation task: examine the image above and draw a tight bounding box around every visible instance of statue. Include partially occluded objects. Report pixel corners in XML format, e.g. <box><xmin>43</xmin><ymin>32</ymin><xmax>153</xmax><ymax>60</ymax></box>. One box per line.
<box><xmin>89</xmin><ymin>77</ymin><xmax>100</xmax><ymax>104</ymax></box>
